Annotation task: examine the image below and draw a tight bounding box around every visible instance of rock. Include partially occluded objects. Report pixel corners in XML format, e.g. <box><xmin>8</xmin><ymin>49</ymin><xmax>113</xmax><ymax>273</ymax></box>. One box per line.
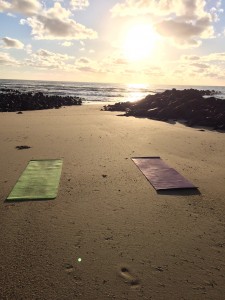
<box><xmin>0</xmin><ymin>89</ymin><xmax>83</xmax><ymax>112</ymax></box>
<box><xmin>103</xmin><ymin>89</ymin><xmax>225</xmax><ymax>130</ymax></box>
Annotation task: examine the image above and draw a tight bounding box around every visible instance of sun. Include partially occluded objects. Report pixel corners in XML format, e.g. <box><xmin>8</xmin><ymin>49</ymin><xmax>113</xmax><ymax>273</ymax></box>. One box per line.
<box><xmin>122</xmin><ymin>23</ymin><xmax>158</xmax><ymax>62</ymax></box>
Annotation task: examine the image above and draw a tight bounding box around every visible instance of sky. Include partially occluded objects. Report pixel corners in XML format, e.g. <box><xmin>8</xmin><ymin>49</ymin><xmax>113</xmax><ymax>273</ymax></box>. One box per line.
<box><xmin>0</xmin><ymin>0</ymin><xmax>225</xmax><ymax>85</ymax></box>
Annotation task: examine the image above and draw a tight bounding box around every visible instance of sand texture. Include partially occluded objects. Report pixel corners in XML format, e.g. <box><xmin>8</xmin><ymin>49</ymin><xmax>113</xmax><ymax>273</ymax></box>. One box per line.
<box><xmin>0</xmin><ymin>105</ymin><xmax>225</xmax><ymax>299</ymax></box>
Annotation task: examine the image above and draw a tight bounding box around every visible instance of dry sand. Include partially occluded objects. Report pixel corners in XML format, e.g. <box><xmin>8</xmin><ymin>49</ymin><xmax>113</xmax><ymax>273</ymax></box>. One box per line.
<box><xmin>0</xmin><ymin>104</ymin><xmax>225</xmax><ymax>300</ymax></box>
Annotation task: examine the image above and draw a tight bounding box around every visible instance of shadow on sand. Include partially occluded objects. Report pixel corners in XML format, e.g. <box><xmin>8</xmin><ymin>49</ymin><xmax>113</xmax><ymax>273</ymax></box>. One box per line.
<box><xmin>157</xmin><ymin>188</ymin><xmax>201</xmax><ymax>196</ymax></box>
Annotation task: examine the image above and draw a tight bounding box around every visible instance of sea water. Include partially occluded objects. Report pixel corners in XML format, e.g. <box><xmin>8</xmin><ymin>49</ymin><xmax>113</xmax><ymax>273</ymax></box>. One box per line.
<box><xmin>0</xmin><ymin>79</ymin><xmax>225</xmax><ymax>103</ymax></box>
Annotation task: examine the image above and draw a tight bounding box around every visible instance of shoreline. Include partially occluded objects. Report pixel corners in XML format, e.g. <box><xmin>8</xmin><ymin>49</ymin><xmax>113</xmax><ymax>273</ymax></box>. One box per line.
<box><xmin>1</xmin><ymin>87</ymin><xmax>225</xmax><ymax>131</ymax></box>
<box><xmin>1</xmin><ymin>104</ymin><xmax>225</xmax><ymax>299</ymax></box>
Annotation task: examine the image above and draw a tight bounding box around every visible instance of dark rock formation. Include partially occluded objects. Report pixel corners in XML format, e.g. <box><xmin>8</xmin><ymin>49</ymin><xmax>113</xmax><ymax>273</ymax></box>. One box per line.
<box><xmin>103</xmin><ymin>88</ymin><xmax>225</xmax><ymax>130</ymax></box>
<box><xmin>0</xmin><ymin>89</ymin><xmax>82</xmax><ymax>112</ymax></box>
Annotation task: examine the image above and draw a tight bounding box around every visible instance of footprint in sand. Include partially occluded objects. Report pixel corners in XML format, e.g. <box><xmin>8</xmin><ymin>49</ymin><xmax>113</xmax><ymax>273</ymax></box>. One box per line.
<box><xmin>119</xmin><ymin>266</ymin><xmax>140</xmax><ymax>287</ymax></box>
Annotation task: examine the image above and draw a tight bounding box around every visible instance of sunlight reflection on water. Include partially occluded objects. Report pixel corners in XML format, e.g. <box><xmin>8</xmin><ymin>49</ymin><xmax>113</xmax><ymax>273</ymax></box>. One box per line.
<box><xmin>126</xmin><ymin>83</ymin><xmax>154</xmax><ymax>102</ymax></box>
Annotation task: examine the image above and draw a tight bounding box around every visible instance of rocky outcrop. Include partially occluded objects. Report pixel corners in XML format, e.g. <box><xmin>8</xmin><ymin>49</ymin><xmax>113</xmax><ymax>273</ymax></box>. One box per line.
<box><xmin>103</xmin><ymin>89</ymin><xmax>225</xmax><ymax>130</ymax></box>
<box><xmin>0</xmin><ymin>89</ymin><xmax>82</xmax><ymax>112</ymax></box>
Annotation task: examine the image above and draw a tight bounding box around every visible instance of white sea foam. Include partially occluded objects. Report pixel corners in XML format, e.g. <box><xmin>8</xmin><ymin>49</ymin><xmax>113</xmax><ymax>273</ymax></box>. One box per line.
<box><xmin>0</xmin><ymin>79</ymin><xmax>225</xmax><ymax>103</ymax></box>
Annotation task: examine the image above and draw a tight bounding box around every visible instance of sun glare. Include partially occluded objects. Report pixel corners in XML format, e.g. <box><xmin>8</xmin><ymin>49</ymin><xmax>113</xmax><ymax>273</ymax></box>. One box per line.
<box><xmin>126</xmin><ymin>83</ymin><xmax>150</xmax><ymax>102</ymax></box>
<box><xmin>123</xmin><ymin>23</ymin><xmax>158</xmax><ymax>62</ymax></box>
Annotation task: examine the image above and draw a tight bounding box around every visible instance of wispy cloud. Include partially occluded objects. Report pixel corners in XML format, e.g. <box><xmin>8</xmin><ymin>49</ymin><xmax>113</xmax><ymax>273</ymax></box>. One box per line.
<box><xmin>61</xmin><ymin>41</ymin><xmax>74</xmax><ymax>47</ymax></box>
<box><xmin>77</xmin><ymin>57</ymin><xmax>90</xmax><ymax>64</ymax></box>
<box><xmin>182</xmin><ymin>55</ymin><xmax>201</xmax><ymax>61</ymax></box>
<box><xmin>183</xmin><ymin>52</ymin><xmax>225</xmax><ymax>63</ymax></box>
<box><xmin>210</xmin><ymin>0</ymin><xmax>224</xmax><ymax>22</ymax></box>
<box><xmin>25</xmin><ymin>43</ymin><xmax>32</xmax><ymax>54</ymax></box>
<box><xmin>70</xmin><ymin>0</ymin><xmax>89</xmax><ymax>11</ymax></box>
<box><xmin>7</xmin><ymin>12</ymin><xmax>16</xmax><ymax>17</ymax></box>
<box><xmin>75</xmin><ymin>56</ymin><xmax>100</xmax><ymax>73</ymax></box>
<box><xmin>191</xmin><ymin>62</ymin><xmax>210</xmax><ymax>69</ymax></box>
<box><xmin>25</xmin><ymin>48</ymin><xmax>74</xmax><ymax>69</ymax></box>
<box><xmin>0</xmin><ymin>51</ymin><xmax>19</xmax><ymax>65</ymax></box>
<box><xmin>174</xmin><ymin>51</ymin><xmax>225</xmax><ymax>81</ymax></box>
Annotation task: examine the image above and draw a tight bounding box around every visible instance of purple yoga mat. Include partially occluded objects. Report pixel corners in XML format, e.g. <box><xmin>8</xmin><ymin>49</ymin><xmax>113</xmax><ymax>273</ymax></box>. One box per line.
<box><xmin>132</xmin><ymin>157</ymin><xmax>197</xmax><ymax>190</ymax></box>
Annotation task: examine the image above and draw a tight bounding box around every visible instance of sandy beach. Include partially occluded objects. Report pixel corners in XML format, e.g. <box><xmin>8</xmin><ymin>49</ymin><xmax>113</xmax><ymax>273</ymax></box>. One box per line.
<box><xmin>1</xmin><ymin>104</ymin><xmax>225</xmax><ymax>300</ymax></box>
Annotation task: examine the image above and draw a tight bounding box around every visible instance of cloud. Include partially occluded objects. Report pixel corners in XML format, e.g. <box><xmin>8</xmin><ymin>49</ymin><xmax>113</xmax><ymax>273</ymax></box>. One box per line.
<box><xmin>137</xmin><ymin>51</ymin><xmax>225</xmax><ymax>82</ymax></box>
<box><xmin>0</xmin><ymin>0</ymin><xmax>11</xmax><ymax>12</ymax></box>
<box><xmin>77</xmin><ymin>66</ymin><xmax>98</xmax><ymax>72</ymax></box>
<box><xmin>155</xmin><ymin>16</ymin><xmax>214</xmax><ymax>48</ymax></box>
<box><xmin>25</xmin><ymin>48</ymin><xmax>74</xmax><ymax>69</ymax></box>
<box><xmin>0</xmin><ymin>0</ymin><xmax>42</xmax><ymax>15</ymax></box>
<box><xmin>111</xmin><ymin>0</ymin><xmax>209</xmax><ymax>18</ymax></box>
<box><xmin>11</xmin><ymin>0</ymin><xmax>42</xmax><ymax>15</ymax></box>
<box><xmin>25</xmin><ymin>43</ymin><xmax>32</xmax><ymax>54</ymax></box>
<box><xmin>0</xmin><ymin>52</ymin><xmax>19</xmax><ymax>65</ymax></box>
<box><xmin>61</xmin><ymin>41</ymin><xmax>73</xmax><ymax>47</ymax></box>
<box><xmin>77</xmin><ymin>57</ymin><xmax>90</xmax><ymax>64</ymax></box>
<box><xmin>173</xmin><ymin>51</ymin><xmax>225</xmax><ymax>81</ymax></box>
<box><xmin>75</xmin><ymin>56</ymin><xmax>100</xmax><ymax>72</ymax></box>
<box><xmin>7</xmin><ymin>12</ymin><xmax>16</xmax><ymax>17</ymax></box>
<box><xmin>143</xmin><ymin>67</ymin><xmax>163</xmax><ymax>77</ymax></box>
<box><xmin>177</xmin><ymin>52</ymin><xmax>225</xmax><ymax>82</ymax></box>
<box><xmin>113</xmin><ymin>58</ymin><xmax>128</xmax><ymax>65</ymax></box>
<box><xmin>210</xmin><ymin>0</ymin><xmax>223</xmax><ymax>22</ymax></box>
<box><xmin>181</xmin><ymin>52</ymin><xmax>225</xmax><ymax>64</ymax></box>
<box><xmin>1</xmin><ymin>37</ymin><xmax>24</xmax><ymax>49</ymax></box>
<box><xmin>201</xmin><ymin>52</ymin><xmax>225</xmax><ymax>62</ymax></box>
<box><xmin>99</xmin><ymin>54</ymin><xmax>129</xmax><ymax>73</ymax></box>
<box><xmin>36</xmin><ymin>49</ymin><xmax>72</xmax><ymax>59</ymax></box>
<box><xmin>70</xmin><ymin>0</ymin><xmax>89</xmax><ymax>11</ymax></box>
<box><xmin>111</xmin><ymin>0</ymin><xmax>176</xmax><ymax>17</ymax></box>
<box><xmin>20</xmin><ymin>2</ymin><xmax>97</xmax><ymax>40</ymax></box>
<box><xmin>191</xmin><ymin>62</ymin><xmax>210</xmax><ymax>69</ymax></box>
<box><xmin>182</xmin><ymin>55</ymin><xmax>200</xmax><ymax>61</ymax></box>
<box><xmin>111</xmin><ymin>0</ymin><xmax>216</xmax><ymax>48</ymax></box>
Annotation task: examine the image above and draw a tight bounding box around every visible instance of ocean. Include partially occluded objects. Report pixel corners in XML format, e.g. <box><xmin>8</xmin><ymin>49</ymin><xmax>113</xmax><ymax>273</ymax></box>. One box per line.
<box><xmin>0</xmin><ymin>79</ymin><xmax>225</xmax><ymax>103</ymax></box>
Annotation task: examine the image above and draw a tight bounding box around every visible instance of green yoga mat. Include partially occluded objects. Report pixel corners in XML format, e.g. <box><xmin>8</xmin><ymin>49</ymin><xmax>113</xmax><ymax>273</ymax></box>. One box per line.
<box><xmin>7</xmin><ymin>159</ymin><xmax>63</xmax><ymax>201</ymax></box>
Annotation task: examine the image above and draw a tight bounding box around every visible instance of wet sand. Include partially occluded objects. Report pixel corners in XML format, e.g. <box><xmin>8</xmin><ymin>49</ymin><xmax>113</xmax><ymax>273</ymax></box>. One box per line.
<box><xmin>0</xmin><ymin>105</ymin><xmax>225</xmax><ymax>299</ymax></box>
